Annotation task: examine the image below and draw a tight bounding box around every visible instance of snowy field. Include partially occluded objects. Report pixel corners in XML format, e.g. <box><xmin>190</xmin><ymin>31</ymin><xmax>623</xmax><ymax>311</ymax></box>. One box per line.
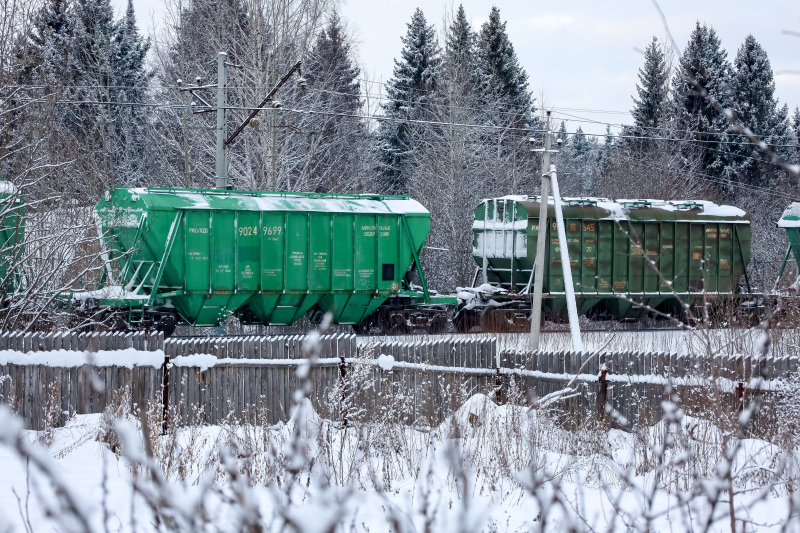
<box><xmin>1</xmin><ymin>326</ymin><xmax>798</xmax><ymax>532</ymax></box>
<box><xmin>0</xmin><ymin>388</ymin><xmax>798</xmax><ymax>532</ymax></box>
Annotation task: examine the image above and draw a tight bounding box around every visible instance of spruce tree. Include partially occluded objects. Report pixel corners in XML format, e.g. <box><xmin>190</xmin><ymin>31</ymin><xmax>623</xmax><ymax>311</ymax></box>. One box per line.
<box><xmin>476</xmin><ymin>6</ymin><xmax>532</xmax><ymax>125</ymax></box>
<box><xmin>11</xmin><ymin>0</ymin><xmax>151</xmax><ymax>194</ymax></box>
<box><xmin>793</xmin><ymin>107</ymin><xmax>800</xmax><ymax>165</ymax></box>
<box><xmin>572</xmin><ymin>126</ymin><xmax>589</xmax><ymax>156</ymax></box>
<box><xmin>671</xmin><ymin>22</ymin><xmax>731</xmax><ymax>180</ymax></box>
<box><xmin>299</xmin><ymin>11</ymin><xmax>366</xmax><ymax>192</ymax></box>
<box><xmin>21</xmin><ymin>0</ymin><xmax>72</xmax><ymax>85</ymax></box>
<box><xmin>557</xmin><ymin>121</ymin><xmax>568</xmax><ymax>146</ymax></box>
<box><xmin>555</xmin><ymin>126</ymin><xmax>598</xmax><ymax>195</ymax></box>
<box><xmin>720</xmin><ymin>34</ymin><xmax>788</xmax><ymax>186</ymax></box>
<box><xmin>111</xmin><ymin>0</ymin><xmax>151</xmax><ymax>185</ymax></box>
<box><xmin>376</xmin><ymin>8</ymin><xmax>441</xmax><ymax>194</ymax></box>
<box><xmin>443</xmin><ymin>4</ymin><xmax>479</xmax><ymax>90</ymax></box>
<box><xmin>604</xmin><ymin>124</ymin><xmax>614</xmax><ymax>147</ymax></box>
<box><xmin>630</xmin><ymin>37</ymin><xmax>669</xmax><ymax>139</ymax></box>
<box><xmin>410</xmin><ymin>4</ymin><xmax>492</xmax><ymax>287</ymax></box>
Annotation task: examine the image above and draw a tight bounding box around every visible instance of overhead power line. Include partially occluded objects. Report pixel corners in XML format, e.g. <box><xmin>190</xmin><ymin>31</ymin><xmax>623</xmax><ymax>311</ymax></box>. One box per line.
<box><xmin>7</xmin><ymin>95</ymin><xmax>800</xmax><ymax>150</ymax></box>
<box><xmin>8</xmin><ymin>81</ymin><xmax>796</xmax><ymax>145</ymax></box>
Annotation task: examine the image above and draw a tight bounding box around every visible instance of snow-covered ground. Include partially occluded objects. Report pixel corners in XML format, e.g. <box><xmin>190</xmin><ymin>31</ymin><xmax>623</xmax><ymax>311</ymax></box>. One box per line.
<box><xmin>0</xmin><ymin>390</ymin><xmax>796</xmax><ymax>532</ymax></box>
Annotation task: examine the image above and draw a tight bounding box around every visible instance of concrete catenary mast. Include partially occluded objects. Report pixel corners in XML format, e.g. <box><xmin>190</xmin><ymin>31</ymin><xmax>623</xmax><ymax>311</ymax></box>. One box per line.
<box><xmin>530</xmin><ymin>111</ymin><xmax>583</xmax><ymax>352</ymax></box>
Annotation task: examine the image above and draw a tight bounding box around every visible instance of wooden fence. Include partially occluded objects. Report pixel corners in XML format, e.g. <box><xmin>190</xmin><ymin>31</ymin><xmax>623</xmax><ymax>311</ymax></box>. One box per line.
<box><xmin>497</xmin><ymin>350</ymin><xmax>797</xmax><ymax>427</ymax></box>
<box><xmin>0</xmin><ymin>332</ymin><xmax>796</xmax><ymax>430</ymax></box>
<box><xmin>0</xmin><ymin>331</ymin><xmax>163</xmax><ymax>352</ymax></box>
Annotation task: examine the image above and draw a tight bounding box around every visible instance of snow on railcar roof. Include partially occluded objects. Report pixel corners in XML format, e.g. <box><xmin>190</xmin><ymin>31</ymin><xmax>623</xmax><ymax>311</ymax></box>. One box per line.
<box><xmin>483</xmin><ymin>195</ymin><xmax>747</xmax><ymax>221</ymax></box>
<box><xmin>778</xmin><ymin>202</ymin><xmax>800</xmax><ymax>228</ymax></box>
<box><xmin>0</xmin><ymin>180</ymin><xmax>18</xmax><ymax>194</ymax></box>
<box><xmin>111</xmin><ymin>187</ymin><xmax>429</xmax><ymax>215</ymax></box>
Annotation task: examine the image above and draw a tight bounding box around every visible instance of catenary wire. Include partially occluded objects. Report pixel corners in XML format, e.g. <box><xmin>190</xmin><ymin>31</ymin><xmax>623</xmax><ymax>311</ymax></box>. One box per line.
<box><xmin>7</xmin><ymin>95</ymin><xmax>800</xmax><ymax>151</ymax></box>
<box><xmin>8</xmin><ymin>81</ymin><xmax>797</xmax><ymax>145</ymax></box>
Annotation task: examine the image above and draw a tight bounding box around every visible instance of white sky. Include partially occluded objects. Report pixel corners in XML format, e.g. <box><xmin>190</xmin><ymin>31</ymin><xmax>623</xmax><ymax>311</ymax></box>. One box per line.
<box><xmin>120</xmin><ymin>0</ymin><xmax>800</xmax><ymax>136</ymax></box>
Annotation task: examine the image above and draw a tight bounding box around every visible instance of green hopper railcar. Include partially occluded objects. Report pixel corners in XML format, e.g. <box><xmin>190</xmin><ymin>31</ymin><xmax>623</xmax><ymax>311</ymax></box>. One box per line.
<box><xmin>776</xmin><ymin>203</ymin><xmax>800</xmax><ymax>286</ymax></box>
<box><xmin>88</xmin><ymin>187</ymin><xmax>453</xmax><ymax>334</ymax></box>
<box><xmin>458</xmin><ymin>196</ymin><xmax>752</xmax><ymax>330</ymax></box>
<box><xmin>0</xmin><ymin>179</ymin><xmax>24</xmax><ymax>296</ymax></box>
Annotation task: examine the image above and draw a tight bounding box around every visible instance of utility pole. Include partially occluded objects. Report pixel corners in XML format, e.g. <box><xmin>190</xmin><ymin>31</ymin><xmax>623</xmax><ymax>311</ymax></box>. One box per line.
<box><xmin>530</xmin><ymin>112</ymin><xmax>554</xmax><ymax>350</ymax></box>
<box><xmin>178</xmin><ymin>53</ymin><xmax>305</xmax><ymax>191</ymax></box>
<box><xmin>549</xmin><ymin>166</ymin><xmax>584</xmax><ymax>352</ymax></box>
<box><xmin>529</xmin><ymin>111</ymin><xmax>583</xmax><ymax>352</ymax></box>
<box><xmin>215</xmin><ymin>52</ymin><xmax>228</xmax><ymax>189</ymax></box>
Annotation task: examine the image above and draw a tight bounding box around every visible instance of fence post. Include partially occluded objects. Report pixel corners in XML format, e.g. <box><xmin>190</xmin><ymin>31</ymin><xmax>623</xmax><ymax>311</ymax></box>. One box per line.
<box><xmin>339</xmin><ymin>352</ymin><xmax>348</xmax><ymax>427</ymax></box>
<box><xmin>161</xmin><ymin>350</ymin><xmax>170</xmax><ymax>434</ymax></box>
<box><xmin>598</xmin><ymin>365</ymin><xmax>609</xmax><ymax>420</ymax></box>
<box><xmin>494</xmin><ymin>352</ymin><xmax>503</xmax><ymax>404</ymax></box>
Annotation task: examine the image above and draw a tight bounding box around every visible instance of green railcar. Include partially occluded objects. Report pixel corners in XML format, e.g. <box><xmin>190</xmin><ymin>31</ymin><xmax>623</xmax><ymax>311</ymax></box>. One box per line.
<box><xmin>92</xmin><ymin>187</ymin><xmax>451</xmax><ymax>331</ymax></box>
<box><xmin>461</xmin><ymin>196</ymin><xmax>752</xmax><ymax>327</ymax></box>
<box><xmin>0</xmin><ymin>179</ymin><xmax>24</xmax><ymax>295</ymax></box>
<box><xmin>776</xmin><ymin>203</ymin><xmax>800</xmax><ymax>285</ymax></box>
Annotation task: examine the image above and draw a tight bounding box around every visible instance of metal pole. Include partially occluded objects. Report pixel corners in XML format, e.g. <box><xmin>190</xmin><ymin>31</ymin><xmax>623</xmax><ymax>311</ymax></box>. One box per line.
<box><xmin>215</xmin><ymin>52</ymin><xmax>228</xmax><ymax>189</ymax></box>
<box><xmin>550</xmin><ymin>169</ymin><xmax>584</xmax><ymax>352</ymax></box>
<box><xmin>530</xmin><ymin>112</ymin><xmax>552</xmax><ymax>350</ymax></box>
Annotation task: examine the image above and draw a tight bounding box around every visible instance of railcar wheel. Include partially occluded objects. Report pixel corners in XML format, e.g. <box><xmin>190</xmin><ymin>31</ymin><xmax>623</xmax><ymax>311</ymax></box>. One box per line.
<box><xmin>429</xmin><ymin>313</ymin><xmax>447</xmax><ymax>334</ymax></box>
<box><xmin>352</xmin><ymin>322</ymin><xmax>370</xmax><ymax>335</ymax></box>
<box><xmin>155</xmin><ymin>314</ymin><xmax>177</xmax><ymax>338</ymax></box>
<box><xmin>389</xmin><ymin>313</ymin><xmax>409</xmax><ymax>335</ymax></box>
<box><xmin>453</xmin><ymin>309</ymin><xmax>472</xmax><ymax>333</ymax></box>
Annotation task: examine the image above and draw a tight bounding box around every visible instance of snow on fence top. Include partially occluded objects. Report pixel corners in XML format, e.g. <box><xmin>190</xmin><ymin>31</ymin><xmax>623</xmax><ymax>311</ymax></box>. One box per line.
<box><xmin>0</xmin><ymin>348</ymin><xmax>165</xmax><ymax>368</ymax></box>
<box><xmin>0</xmin><ymin>331</ymin><xmax>795</xmax><ymax>385</ymax></box>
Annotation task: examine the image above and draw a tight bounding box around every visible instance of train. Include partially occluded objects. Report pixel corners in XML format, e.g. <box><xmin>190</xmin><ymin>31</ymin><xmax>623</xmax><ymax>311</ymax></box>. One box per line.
<box><xmin>456</xmin><ymin>196</ymin><xmax>754</xmax><ymax>331</ymax></box>
<box><xmin>5</xmin><ymin>182</ymin><xmax>800</xmax><ymax>336</ymax></box>
<box><xmin>0</xmin><ymin>179</ymin><xmax>24</xmax><ymax>297</ymax></box>
<box><xmin>86</xmin><ymin>187</ymin><xmax>454</xmax><ymax>335</ymax></box>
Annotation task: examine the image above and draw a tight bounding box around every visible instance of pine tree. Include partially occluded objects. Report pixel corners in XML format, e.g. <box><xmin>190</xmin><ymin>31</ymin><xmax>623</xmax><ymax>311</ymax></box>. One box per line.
<box><xmin>476</xmin><ymin>6</ymin><xmax>532</xmax><ymax>125</ymax></box>
<box><xmin>671</xmin><ymin>22</ymin><xmax>731</xmax><ymax>179</ymax></box>
<box><xmin>630</xmin><ymin>37</ymin><xmax>669</xmax><ymax>140</ymax></box>
<box><xmin>376</xmin><ymin>8</ymin><xmax>441</xmax><ymax>194</ymax></box>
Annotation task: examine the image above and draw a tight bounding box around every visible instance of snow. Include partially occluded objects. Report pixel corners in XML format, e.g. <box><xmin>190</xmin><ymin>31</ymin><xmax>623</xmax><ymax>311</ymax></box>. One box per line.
<box><xmin>0</xmin><ymin>348</ymin><xmax>165</xmax><ymax>368</ymax></box>
<box><xmin>777</xmin><ymin>202</ymin><xmax>800</xmax><ymax>228</ymax></box>
<box><xmin>126</xmin><ymin>188</ymin><xmax>429</xmax><ymax>216</ymax></box>
<box><xmin>483</xmin><ymin>195</ymin><xmax>748</xmax><ymax>222</ymax></box>
<box><xmin>0</xmin><ymin>397</ymin><xmax>795</xmax><ymax>532</ymax></box>
<box><xmin>377</xmin><ymin>353</ymin><xmax>395</xmax><ymax>371</ymax></box>
<box><xmin>0</xmin><ymin>181</ymin><xmax>18</xmax><ymax>194</ymax></box>
<box><xmin>70</xmin><ymin>285</ymin><xmax>150</xmax><ymax>301</ymax></box>
<box><xmin>472</xmin><ymin>231</ymin><xmax>527</xmax><ymax>259</ymax></box>
<box><xmin>170</xmin><ymin>354</ymin><xmax>347</xmax><ymax>371</ymax></box>
<box><xmin>455</xmin><ymin>283</ymin><xmax>508</xmax><ymax>309</ymax></box>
